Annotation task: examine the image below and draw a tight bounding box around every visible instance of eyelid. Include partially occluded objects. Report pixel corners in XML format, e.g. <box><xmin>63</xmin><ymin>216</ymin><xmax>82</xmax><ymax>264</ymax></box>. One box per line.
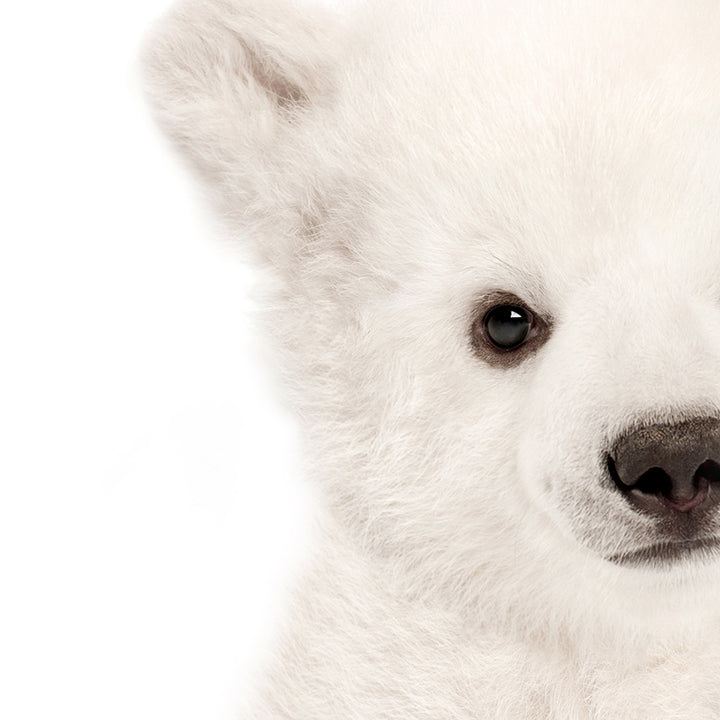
<box><xmin>476</xmin><ymin>290</ymin><xmax>537</xmax><ymax>314</ymax></box>
<box><xmin>475</xmin><ymin>285</ymin><xmax>553</xmax><ymax>324</ymax></box>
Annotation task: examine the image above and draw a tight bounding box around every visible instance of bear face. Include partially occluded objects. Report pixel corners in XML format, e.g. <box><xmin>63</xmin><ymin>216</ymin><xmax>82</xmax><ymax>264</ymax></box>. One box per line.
<box><xmin>144</xmin><ymin>0</ymin><xmax>720</xmax><ymax>678</ymax></box>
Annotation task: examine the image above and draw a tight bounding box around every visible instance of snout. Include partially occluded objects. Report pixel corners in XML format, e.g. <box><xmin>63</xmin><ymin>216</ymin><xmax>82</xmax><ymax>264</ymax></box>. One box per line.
<box><xmin>608</xmin><ymin>418</ymin><xmax>720</xmax><ymax>518</ymax></box>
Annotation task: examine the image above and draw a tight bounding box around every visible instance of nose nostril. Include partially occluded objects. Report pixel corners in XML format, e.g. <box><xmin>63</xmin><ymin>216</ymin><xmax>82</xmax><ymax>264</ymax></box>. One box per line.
<box><xmin>696</xmin><ymin>459</ymin><xmax>720</xmax><ymax>486</ymax></box>
<box><xmin>633</xmin><ymin>467</ymin><xmax>673</xmax><ymax>498</ymax></box>
<box><xmin>607</xmin><ymin>455</ymin><xmax>672</xmax><ymax>497</ymax></box>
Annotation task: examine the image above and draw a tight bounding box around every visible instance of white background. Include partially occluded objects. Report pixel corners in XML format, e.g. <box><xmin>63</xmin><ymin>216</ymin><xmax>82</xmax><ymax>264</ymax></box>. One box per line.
<box><xmin>0</xmin><ymin>1</ymin><xmax>343</xmax><ymax>717</ymax></box>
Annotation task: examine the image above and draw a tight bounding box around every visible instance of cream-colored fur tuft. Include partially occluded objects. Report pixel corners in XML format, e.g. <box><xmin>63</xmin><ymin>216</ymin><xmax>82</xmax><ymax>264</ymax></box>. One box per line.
<box><xmin>144</xmin><ymin>1</ymin><xmax>720</xmax><ymax>717</ymax></box>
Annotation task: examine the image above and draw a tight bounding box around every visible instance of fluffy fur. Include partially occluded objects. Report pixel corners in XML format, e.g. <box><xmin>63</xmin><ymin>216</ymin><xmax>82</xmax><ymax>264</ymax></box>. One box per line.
<box><xmin>144</xmin><ymin>1</ymin><xmax>720</xmax><ymax>717</ymax></box>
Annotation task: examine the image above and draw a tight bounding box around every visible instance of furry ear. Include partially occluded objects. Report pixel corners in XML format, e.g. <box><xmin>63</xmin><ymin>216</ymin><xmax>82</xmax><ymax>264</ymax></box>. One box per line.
<box><xmin>143</xmin><ymin>0</ymin><xmax>345</xmax><ymax>221</ymax></box>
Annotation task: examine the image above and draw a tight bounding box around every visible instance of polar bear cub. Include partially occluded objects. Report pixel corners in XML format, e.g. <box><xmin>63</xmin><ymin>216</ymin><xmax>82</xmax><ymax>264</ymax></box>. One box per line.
<box><xmin>145</xmin><ymin>0</ymin><xmax>720</xmax><ymax>717</ymax></box>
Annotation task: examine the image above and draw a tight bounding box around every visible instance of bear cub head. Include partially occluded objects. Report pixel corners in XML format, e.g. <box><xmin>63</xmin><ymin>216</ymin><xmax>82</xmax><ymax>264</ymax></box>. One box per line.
<box><xmin>145</xmin><ymin>0</ymin><xmax>720</xmax><ymax>631</ymax></box>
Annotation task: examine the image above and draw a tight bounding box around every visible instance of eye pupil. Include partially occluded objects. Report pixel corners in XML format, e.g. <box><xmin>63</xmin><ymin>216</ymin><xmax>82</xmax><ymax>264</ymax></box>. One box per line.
<box><xmin>485</xmin><ymin>305</ymin><xmax>533</xmax><ymax>350</ymax></box>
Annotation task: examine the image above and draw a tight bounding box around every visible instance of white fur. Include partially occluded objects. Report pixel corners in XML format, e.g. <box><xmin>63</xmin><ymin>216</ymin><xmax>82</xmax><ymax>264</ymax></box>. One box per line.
<box><xmin>144</xmin><ymin>1</ymin><xmax>720</xmax><ymax>716</ymax></box>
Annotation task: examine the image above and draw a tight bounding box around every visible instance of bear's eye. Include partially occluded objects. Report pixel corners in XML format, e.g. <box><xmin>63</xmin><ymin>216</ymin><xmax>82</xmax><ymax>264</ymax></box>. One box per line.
<box><xmin>470</xmin><ymin>293</ymin><xmax>551</xmax><ymax>366</ymax></box>
<box><xmin>484</xmin><ymin>305</ymin><xmax>533</xmax><ymax>350</ymax></box>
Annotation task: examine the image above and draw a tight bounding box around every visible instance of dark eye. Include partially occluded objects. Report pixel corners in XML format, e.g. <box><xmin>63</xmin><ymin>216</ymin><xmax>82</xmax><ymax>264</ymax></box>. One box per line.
<box><xmin>470</xmin><ymin>292</ymin><xmax>551</xmax><ymax>366</ymax></box>
<box><xmin>484</xmin><ymin>305</ymin><xmax>534</xmax><ymax>350</ymax></box>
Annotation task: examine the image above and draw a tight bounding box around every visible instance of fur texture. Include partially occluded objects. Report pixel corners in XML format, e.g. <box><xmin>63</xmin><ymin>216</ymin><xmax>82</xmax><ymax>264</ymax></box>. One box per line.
<box><xmin>144</xmin><ymin>1</ymin><xmax>720</xmax><ymax>717</ymax></box>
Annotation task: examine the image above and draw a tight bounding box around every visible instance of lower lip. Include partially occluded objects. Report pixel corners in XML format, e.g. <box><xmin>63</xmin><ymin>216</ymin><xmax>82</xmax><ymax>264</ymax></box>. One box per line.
<box><xmin>606</xmin><ymin>537</ymin><xmax>720</xmax><ymax>566</ymax></box>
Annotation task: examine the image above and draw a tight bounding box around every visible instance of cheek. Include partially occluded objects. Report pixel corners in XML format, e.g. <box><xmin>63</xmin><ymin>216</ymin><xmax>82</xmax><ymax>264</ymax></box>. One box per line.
<box><xmin>512</xmin><ymin>348</ymin><xmax>605</xmax><ymax>504</ymax></box>
<box><xmin>511</xmin><ymin>350</ymin><xmax>644</xmax><ymax>554</ymax></box>
<box><xmin>361</xmin><ymin>358</ymin><xmax>528</xmax><ymax>491</ymax></box>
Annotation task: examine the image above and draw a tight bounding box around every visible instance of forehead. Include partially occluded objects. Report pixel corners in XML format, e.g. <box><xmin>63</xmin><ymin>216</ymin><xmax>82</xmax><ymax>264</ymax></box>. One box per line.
<box><xmin>327</xmin><ymin>0</ymin><xmax>720</xmax><ymax>291</ymax></box>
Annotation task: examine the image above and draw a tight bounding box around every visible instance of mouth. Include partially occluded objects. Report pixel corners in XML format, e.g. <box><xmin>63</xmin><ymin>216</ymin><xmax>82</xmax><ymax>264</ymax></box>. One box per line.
<box><xmin>606</xmin><ymin>537</ymin><xmax>720</xmax><ymax>567</ymax></box>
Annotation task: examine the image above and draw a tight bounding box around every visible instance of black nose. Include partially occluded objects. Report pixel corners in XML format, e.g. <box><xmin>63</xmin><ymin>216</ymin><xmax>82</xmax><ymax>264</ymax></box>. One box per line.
<box><xmin>608</xmin><ymin>418</ymin><xmax>720</xmax><ymax>515</ymax></box>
